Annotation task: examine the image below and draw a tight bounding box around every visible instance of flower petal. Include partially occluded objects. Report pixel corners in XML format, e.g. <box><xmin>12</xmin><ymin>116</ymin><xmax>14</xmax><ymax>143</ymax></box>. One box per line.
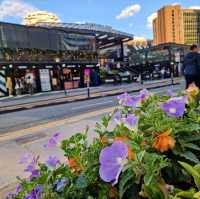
<box><xmin>99</xmin><ymin>164</ymin><xmax>122</xmax><ymax>183</ymax></box>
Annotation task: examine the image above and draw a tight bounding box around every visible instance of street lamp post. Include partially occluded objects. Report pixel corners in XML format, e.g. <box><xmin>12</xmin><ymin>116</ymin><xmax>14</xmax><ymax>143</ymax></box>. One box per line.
<box><xmin>55</xmin><ymin>57</ymin><xmax>67</xmax><ymax>95</ymax></box>
<box><xmin>170</xmin><ymin>61</ymin><xmax>174</xmax><ymax>85</ymax></box>
<box><xmin>167</xmin><ymin>47</ymin><xmax>174</xmax><ymax>85</ymax></box>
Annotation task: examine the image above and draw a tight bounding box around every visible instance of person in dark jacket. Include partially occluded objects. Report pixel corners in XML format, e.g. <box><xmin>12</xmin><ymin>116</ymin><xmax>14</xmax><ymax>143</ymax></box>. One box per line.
<box><xmin>183</xmin><ymin>44</ymin><xmax>200</xmax><ymax>88</ymax></box>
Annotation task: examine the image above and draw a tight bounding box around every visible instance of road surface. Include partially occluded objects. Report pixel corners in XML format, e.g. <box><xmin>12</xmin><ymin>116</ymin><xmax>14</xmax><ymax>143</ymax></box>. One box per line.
<box><xmin>0</xmin><ymin>84</ymin><xmax>183</xmax><ymax>134</ymax></box>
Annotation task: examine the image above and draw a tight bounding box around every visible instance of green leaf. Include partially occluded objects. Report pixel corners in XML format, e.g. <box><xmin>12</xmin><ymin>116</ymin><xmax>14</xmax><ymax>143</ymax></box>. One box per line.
<box><xmin>119</xmin><ymin>169</ymin><xmax>135</xmax><ymax>199</ymax></box>
<box><xmin>144</xmin><ymin>185</ymin><xmax>165</xmax><ymax>199</ymax></box>
<box><xmin>185</xmin><ymin>135</ymin><xmax>200</xmax><ymax>143</ymax></box>
<box><xmin>194</xmin><ymin>164</ymin><xmax>200</xmax><ymax>173</ymax></box>
<box><xmin>179</xmin><ymin>162</ymin><xmax>200</xmax><ymax>190</ymax></box>
<box><xmin>175</xmin><ymin>188</ymin><xmax>196</xmax><ymax>198</ymax></box>
<box><xmin>144</xmin><ymin>174</ymin><xmax>154</xmax><ymax>186</ymax></box>
<box><xmin>184</xmin><ymin>143</ymin><xmax>200</xmax><ymax>151</ymax></box>
<box><xmin>194</xmin><ymin>164</ymin><xmax>200</xmax><ymax>191</ymax></box>
<box><xmin>179</xmin><ymin>162</ymin><xmax>200</xmax><ymax>178</ymax></box>
<box><xmin>136</xmin><ymin>150</ymin><xmax>146</xmax><ymax>162</ymax></box>
<box><xmin>179</xmin><ymin>151</ymin><xmax>200</xmax><ymax>163</ymax></box>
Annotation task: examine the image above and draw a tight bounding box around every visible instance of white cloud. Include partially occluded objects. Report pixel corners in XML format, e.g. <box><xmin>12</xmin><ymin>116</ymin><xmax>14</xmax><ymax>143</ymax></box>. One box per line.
<box><xmin>189</xmin><ymin>6</ymin><xmax>200</xmax><ymax>10</ymax></box>
<box><xmin>172</xmin><ymin>2</ymin><xmax>180</xmax><ymax>6</ymax></box>
<box><xmin>0</xmin><ymin>0</ymin><xmax>38</xmax><ymax>21</ymax></box>
<box><xmin>116</xmin><ymin>4</ymin><xmax>141</xmax><ymax>20</ymax></box>
<box><xmin>147</xmin><ymin>12</ymin><xmax>157</xmax><ymax>29</ymax></box>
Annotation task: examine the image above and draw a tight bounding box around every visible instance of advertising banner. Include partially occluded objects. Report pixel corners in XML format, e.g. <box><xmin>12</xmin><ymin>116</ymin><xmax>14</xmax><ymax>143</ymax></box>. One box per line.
<box><xmin>84</xmin><ymin>69</ymin><xmax>91</xmax><ymax>85</ymax></box>
<box><xmin>39</xmin><ymin>69</ymin><xmax>51</xmax><ymax>92</ymax></box>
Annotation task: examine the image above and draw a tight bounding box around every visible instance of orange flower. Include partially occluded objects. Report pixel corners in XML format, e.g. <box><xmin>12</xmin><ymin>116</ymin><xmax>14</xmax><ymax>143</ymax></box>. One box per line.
<box><xmin>114</xmin><ymin>136</ymin><xmax>135</xmax><ymax>160</ymax></box>
<box><xmin>127</xmin><ymin>147</ymin><xmax>135</xmax><ymax>160</ymax></box>
<box><xmin>186</xmin><ymin>83</ymin><xmax>199</xmax><ymax>97</ymax></box>
<box><xmin>114</xmin><ymin>136</ymin><xmax>129</xmax><ymax>142</ymax></box>
<box><xmin>153</xmin><ymin>130</ymin><xmax>176</xmax><ymax>153</ymax></box>
<box><xmin>109</xmin><ymin>187</ymin><xmax>118</xmax><ymax>199</ymax></box>
<box><xmin>100</xmin><ymin>135</ymin><xmax>109</xmax><ymax>145</ymax></box>
<box><xmin>67</xmin><ymin>158</ymin><xmax>81</xmax><ymax>172</ymax></box>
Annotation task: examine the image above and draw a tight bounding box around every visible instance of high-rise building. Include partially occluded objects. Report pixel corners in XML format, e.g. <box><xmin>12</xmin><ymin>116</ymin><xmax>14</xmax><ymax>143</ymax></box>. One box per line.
<box><xmin>153</xmin><ymin>5</ymin><xmax>184</xmax><ymax>45</ymax></box>
<box><xmin>183</xmin><ymin>9</ymin><xmax>200</xmax><ymax>45</ymax></box>
<box><xmin>153</xmin><ymin>5</ymin><xmax>200</xmax><ymax>46</ymax></box>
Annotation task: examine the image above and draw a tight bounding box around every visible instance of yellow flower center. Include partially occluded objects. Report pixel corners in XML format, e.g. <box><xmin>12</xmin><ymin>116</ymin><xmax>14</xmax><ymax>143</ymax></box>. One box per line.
<box><xmin>169</xmin><ymin>107</ymin><xmax>176</xmax><ymax>114</ymax></box>
<box><xmin>116</xmin><ymin>157</ymin><xmax>128</xmax><ymax>166</ymax></box>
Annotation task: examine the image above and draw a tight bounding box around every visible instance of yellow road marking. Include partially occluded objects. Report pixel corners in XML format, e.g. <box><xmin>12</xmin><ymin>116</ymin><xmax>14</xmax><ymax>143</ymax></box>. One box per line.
<box><xmin>0</xmin><ymin>107</ymin><xmax>115</xmax><ymax>142</ymax></box>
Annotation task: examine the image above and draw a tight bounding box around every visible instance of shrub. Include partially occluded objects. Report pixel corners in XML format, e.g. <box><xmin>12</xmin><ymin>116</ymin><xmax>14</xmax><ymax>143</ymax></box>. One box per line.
<box><xmin>7</xmin><ymin>84</ymin><xmax>200</xmax><ymax>199</ymax></box>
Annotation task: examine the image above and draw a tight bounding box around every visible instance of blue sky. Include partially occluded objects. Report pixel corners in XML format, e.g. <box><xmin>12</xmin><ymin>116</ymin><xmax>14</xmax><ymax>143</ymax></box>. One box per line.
<box><xmin>0</xmin><ymin>0</ymin><xmax>200</xmax><ymax>39</ymax></box>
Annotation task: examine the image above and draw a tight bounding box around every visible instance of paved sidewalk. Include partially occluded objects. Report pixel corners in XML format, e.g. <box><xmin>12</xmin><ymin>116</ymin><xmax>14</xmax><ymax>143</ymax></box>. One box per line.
<box><xmin>0</xmin><ymin>107</ymin><xmax>114</xmax><ymax>198</ymax></box>
<box><xmin>0</xmin><ymin>78</ymin><xmax>183</xmax><ymax>114</ymax></box>
<box><xmin>0</xmin><ymin>78</ymin><xmax>181</xmax><ymax>107</ymax></box>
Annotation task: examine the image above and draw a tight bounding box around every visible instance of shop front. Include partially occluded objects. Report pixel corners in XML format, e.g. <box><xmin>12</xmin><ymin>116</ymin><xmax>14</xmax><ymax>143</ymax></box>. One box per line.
<box><xmin>62</xmin><ymin>65</ymin><xmax>80</xmax><ymax>90</ymax></box>
<box><xmin>62</xmin><ymin>64</ymin><xmax>100</xmax><ymax>90</ymax></box>
<box><xmin>0</xmin><ymin>64</ymin><xmax>63</xmax><ymax>96</ymax></box>
<box><xmin>0</xmin><ymin>62</ymin><xmax>100</xmax><ymax>96</ymax></box>
<box><xmin>3</xmin><ymin>65</ymin><xmax>39</xmax><ymax>96</ymax></box>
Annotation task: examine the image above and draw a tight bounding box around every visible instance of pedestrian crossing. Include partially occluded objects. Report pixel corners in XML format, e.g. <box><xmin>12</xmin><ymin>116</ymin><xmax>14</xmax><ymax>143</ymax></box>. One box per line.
<box><xmin>0</xmin><ymin>70</ymin><xmax>7</xmax><ymax>97</ymax></box>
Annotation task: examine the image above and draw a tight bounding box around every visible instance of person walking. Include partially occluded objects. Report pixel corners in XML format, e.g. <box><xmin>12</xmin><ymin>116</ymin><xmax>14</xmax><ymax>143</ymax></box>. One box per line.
<box><xmin>15</xmin><ymin>78</ymin><xmax>20</xmax><ymax>96</ymax></box>
<box><xmin>161</xmin><ymin>68</ymin><xmax>165</xmax><ymax>79</ymax></box>
<box><xmin>15</xmin><ymin>78</ymin><xmax>23</xmax><ymax>96</ymax></box>
<box><xmin>183</xmin><ymin>44</ymin><xmax>200</xmax><ymax>88</ymax></box>
<box><xmin>6</xmin><ymin>77</ymin><xmax>13</xmax><ymax>96</ymax></box>
<box><xmin>25</xmin><ymin>73</ymin><xmax>34</xmax><ymax>95</ymax></box>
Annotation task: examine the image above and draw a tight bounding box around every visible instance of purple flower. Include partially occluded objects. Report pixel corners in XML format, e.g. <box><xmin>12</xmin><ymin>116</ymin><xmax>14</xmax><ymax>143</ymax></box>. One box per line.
<box><xmin>24</xmin><ymin>185</ymin><xmax>43</xmax><ymax>199</ymax></box>
<box><xmin>16</xmin><ymin>184</ymin><xmax>22</xmax><ymax>194</ymax></box>
<box><xmin>6</xmin><ymin>192</ymin><xmax>16</xmax><ymax>199</ymax></box>
<box><xmin>99</xmin><ymin>141</ymin><xmax>128</xmax><ymax>185</ymax></box>
<box><xmin>19</xmin><ymin>153</ymin><xmax>32</xmax><ymax>164</ymax></box>
<box><xmin>44</xmin><ymin>133</ymin><xmax>60</xmax><ymax>148</ymax></box>
<box><xmin>45</xmin><ymin>156</ymin><xmax>60</xmax><ymax>169</ymax></box>
<box><xmin>31</xmin><ymin>170</ymin><xmax>40</xmax><ymax>178</ymax></box>
<box><xmin>55</xmin><ymin>178</ymin><xmax>68</xmax><ymax>192</ymax></box>
<box><xmin>117</xmin><ymin>93</ymin><xmax>138</xmax><ymax>107</ymax></box>
<box><xmin>24</xmin><ymin>156</ymin><xmax>40</xmax><ymax>179</ymax></box>
<box><xmin>6</xmin><ymin>185</ymin><xmax>22</xmax><ymax>198</ymax></box>
<box><xmin>122</xmin><ymin>114</ymin><xmax>138</xmax><ymax>130</ymax></box>
<box><xmin>166</xmin><ymin>88</ymin><xmax>174</xmax><ymax>97</ymax></box>
<box><xmin>113</xmin><ymin>110</ymin><xmax>122</xmax><ymax>124</ymax></box>
<box><xmin>161</xmin><ymin>97</ymin><xmax>186</xmax><ymax>118</ymax></box>
<box><xmin>139</xmin><ymin>89</ymin><xmax>150</xmax><ymax>100</ymax></box>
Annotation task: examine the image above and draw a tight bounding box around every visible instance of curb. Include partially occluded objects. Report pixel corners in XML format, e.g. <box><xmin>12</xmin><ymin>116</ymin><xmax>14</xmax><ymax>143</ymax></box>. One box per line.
<box><xmin>0</xmin><ymin>81</ymin><xmax>181</xmax><ymax>115</ymax></box>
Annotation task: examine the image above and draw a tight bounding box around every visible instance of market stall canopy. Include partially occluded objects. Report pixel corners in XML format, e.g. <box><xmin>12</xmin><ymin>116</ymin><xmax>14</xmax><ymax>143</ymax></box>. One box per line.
<box><xmin>36</xmin><ymin>22</ymin><xmax>133</xmax><ymax>49</ymax></box>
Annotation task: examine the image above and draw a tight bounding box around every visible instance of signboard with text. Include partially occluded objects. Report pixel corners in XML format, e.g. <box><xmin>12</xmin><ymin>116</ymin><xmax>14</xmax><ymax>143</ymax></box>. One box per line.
<box><xmin>39</xmin><ymin>69</ymin><xmax>51</xmax><ymax>92</ymax></box>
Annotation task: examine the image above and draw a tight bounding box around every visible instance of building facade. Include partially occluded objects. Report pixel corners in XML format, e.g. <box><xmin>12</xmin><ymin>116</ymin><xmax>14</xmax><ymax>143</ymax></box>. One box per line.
<box><xmin>183</xmin><ymin>9</ymin><xmax>200</xmax><ymax>45</ymax></box>
<box><xmin>0</xmin><ymin>22</ymin><xmax>132</xmax><ymax>96</ymax></box>
<box><xmin>153</xmin><ymin>5</ymin><xmax>184</xmax><ymax>45</ymax></box>
<box><xmin>128</xmin><ymin>43</ymin><xmax>189</xmax><ymax>80</ymax></box>
<box><xmin>153</xmin><ymin>5</ymin><xmax>200</xmax><ymax>46</ymax></box>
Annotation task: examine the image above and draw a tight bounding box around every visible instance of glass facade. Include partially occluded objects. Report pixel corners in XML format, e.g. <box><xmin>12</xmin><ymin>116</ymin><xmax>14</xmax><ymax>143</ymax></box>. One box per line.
<box><xmin>0</xmin><ymin>23</ymin><xmax>96</xmax><ymax>53</ymax></box>
<box><xmin>0</xmin><ymin>23</ymin><xmax>97</xmax><ymax>64</ymax></box>
<box><xmin>60</xmin><ymin>33</ymin><xmax>96</xmax><ymax>51</ymax></box>
<box><xmin>183</xmin><ymin>11</ymin><xmax>200</xmax><ymax>45</ymax></box>
<box><xmin>99</xmin><ymin>45</ymin><xmax>123</xmax><ymax>61</ymax></box>
<box><xmin>147</xmin><ymin>49</ymin><xmax>169</xmax><ymax>63</ymax></box>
